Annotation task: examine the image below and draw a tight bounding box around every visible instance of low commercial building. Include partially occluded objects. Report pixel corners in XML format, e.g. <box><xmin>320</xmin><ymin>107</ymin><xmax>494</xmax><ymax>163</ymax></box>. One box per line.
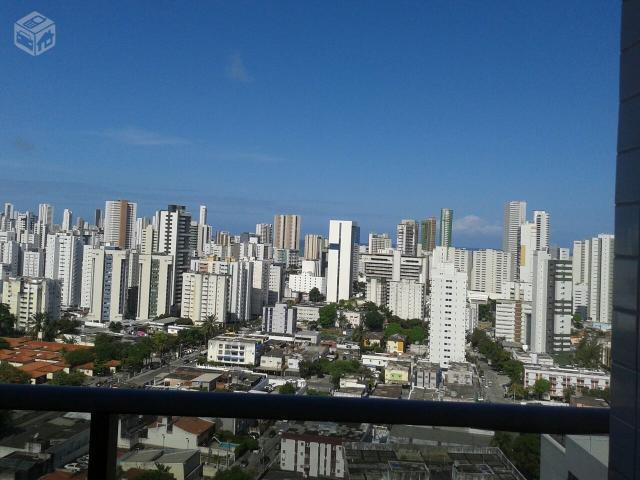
<box><xmin>524</xmin><ymin>365</ymin><xmax>610</xmax><ymax>398</ymax></box>
<box><xmin>413</xmin><ymin>360</ymin><xmax>440</xmax><ymax>389</ymax></box>
<box><xmin>207</xmin><ymin>335</ymin><xmax>263</xmax><ymax>366</ymax></box>
<box><xmin>294</xmin><ymin>304</ymin><xmax>321</xmax><ymax>322</ymax></box>
<box><xmin>445</xmin><ymin>362</ymin><xmax>474</xmax><ymax>386</ymax></box>
<box><xmin>386</xmin><ymin>334</ymin><xmax>406</xmax><ymax>354</ymax></box>
<box><xmin>118</xmin><ymin>448</ymin><xmax>202</xmax><ymax>480</ymax></box>
<box><xmin>385</xmin><ymin>361</ymin><xmax>411</xmax><ymax>385</ymax></box>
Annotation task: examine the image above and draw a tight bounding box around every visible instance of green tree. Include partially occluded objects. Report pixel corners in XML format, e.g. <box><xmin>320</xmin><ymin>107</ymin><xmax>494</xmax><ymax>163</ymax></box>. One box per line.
<box><xmin>491</xmin><ymin>432</ymin><xmax>540</xmax><ymax>480</ymax></box>
<box><xmin>57</xmin><ymin>314</ymin><xmax>81</xmax><ymax>334</ymax></box>
<box><xmin>572</xmin><ymin>313</ymin><xmax>583</xmax><ymax>329</ymax></box>
<box><xmin>532</xmin><ymin>378</ymin><xmax>551</xmax><ymax>399</ymax></box>
<box><xmin>50</xmin><ymin>371</ymin><xmax>87</xmax><ymax>386</ymax></box>
<box><xmin>200</xmin><ymin>315</ymin><xmax>220</xmax><ymax>345</ymax></box>
<box><xmin>0</xmin><ymin>338</ymin><xmax>9</xmax><ymax>349</ymax></box>
<box><xmin>309</xmin><ymin>287</ymin><xmax>324</xmax><ymax>303</ymax></box>
<box><xmin>278</xmin><ymin>383</ymin><xmax>296</xmax><ymax>394</ymax></box>
<box><xmin>63</xmin><ymin>348</ymin><xmax>95</xmax><ymax>367</ymax></box>
<box><xmin>0</xmin><ymin>304</ymin><xmax>16</xmax><ymax>336</ymax></box>
<box><xmin>108</xmin><ymin>321</ymin><xmax>123</xmax><ymax>333</ymax></box>
<box><xmin>0</xmin><ymin>362</ymin><xmax>30</xmax><ymax>384</ymax></box>
<box><xmin>364</xmin><ymin>309</ymin><xmax>384</xmax><ymax>331</ymax></box>
<box><xmin>215</xmin><ymin>466</ymin><xmax>251</xmax><ymax>480</ymax></box>
<box><xmin>575</xmin><ymin>335</ymin><xmax>602</xmax><ymax>369</ymax></box>
<box><xmin>318</xmin><ymin>304</ymin><xmax>338</xmax><ymax>329</ymax></box>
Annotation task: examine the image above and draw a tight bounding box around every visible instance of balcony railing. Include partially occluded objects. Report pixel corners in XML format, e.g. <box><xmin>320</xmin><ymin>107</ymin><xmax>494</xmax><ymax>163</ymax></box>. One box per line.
<box><xmin>0</xmin><ymin>383</ymin><xmax>609</xmax><ymax>480</ymax></box>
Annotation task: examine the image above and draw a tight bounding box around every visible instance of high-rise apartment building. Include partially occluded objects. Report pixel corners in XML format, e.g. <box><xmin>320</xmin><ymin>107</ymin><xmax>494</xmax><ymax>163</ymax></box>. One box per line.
<box><xmin>228</xmin><ymin>260</ymin><xmax>253</xmax><ymax>322</ymax></box>
<box><xmin>1</xmin><ymin>277</ymin><xmax>60</xmax><ymax>331</ymax></box>
<box><xmin>428</xmin><ymin>247</ymin><xmax>468</xmax><ymax>368</ymax></box>
<box><xmin>303</xmin><ymin>234</ymin><xmax>323</xmax><ymax>260</ymax></box>
<box><xmin>470</xmin><ymin>249</ymin><xmax>513</xmax><ymax>295</ymax></box>
<box><xmin>273</xmin><ymin>214</ymin><xmax>301</xmax><ymax>251</ymax></box>
<box><xmin>589</xmin><ymin>234</ymin><xmax>614</xmax><ymax>324</ymax></box>
<box><xmin>326</xmin><ymin>220</ymin><xmax>359</xmax><ymax>303</ymax></box>
<box><xmin>533</xmin><ymin>210</ymin><xmax>550</xmax><ymax>251</ymax></box>
<box><xmin>368</xmin><ymin>233</ymin><xmax>391</xmax><ymax>254</ymax></box>
<box><xmin>22</xmin><ymin>250</ymin><xmax>45</xmax><ymax>278</ymax></box>
<box><xmin>38</xmin><ymin>203</ymin><xmax>53</xmax><ymax>226</ymax></box>
<box><xmin>387</xmin><ymin>279</ymin><xmax>424</xmax><ymax>320</ymax></box>
<box><xmin>439</xmin><ymin>208</ymin><xmax>453</xmax><ymax>247</ymax></box>
<box><xmin>45</xmin><ymin>232</ymin><xmax>84</xmax><ymax>307</ymax></box>
<box><xmin>529</xmin><ymin>251</ymin><xmax>572</xmax><ymax>353</ymax></box>
<box><xmin>157</xmin><ymin>205</ymin><xmax>192</xmax><ymax>308</ymax></box>
<box><xmin>136</xmin><ymin>253</ymin><xmax>174</xmax><ymax>320</ymax></box>
<box><xmin>255</xmin><ymin>223</ymin><xmax>273</xmax><ymax>245</ymax></box>
<box><xmin>420</xmin><ymin>217</ymin><xmax>437</xmax><ymax>252</ymax></box>
<box><xmin>199</xmin><ymin>205</ymin><xmax>207</xmax><ymax>225</ymax></box>
<box><xmin>262</xmin><ymin>303</ymin><xmax>297</xmax><ymax>334</ymax></box>
<box><xmin>104</xmin><ymin>200</ymin><xmax>138</xmax><ymax>249</ymax></box>
<box><xmin>62</xmin><ymin>209</ymin><xmax>73</xmax><ymax>232</ymax></box>
<box><xmin>181</xmin><ymin>271</ymin><xmax>229</xmax><ymax>324</ymax></box>
<box><xmin>81</xmin><ymin>246</ymin><xmax>129</xmax><ymax>323</ymax></box>
<box><xmin>503</xmin><ymin>201</ymin><xmax>527</xmax><ymax>269</ymax></box>
<box><xmin>396</xmin><ymin>219</ymin><xmax>419</xmax><ymax>256</ymax></box>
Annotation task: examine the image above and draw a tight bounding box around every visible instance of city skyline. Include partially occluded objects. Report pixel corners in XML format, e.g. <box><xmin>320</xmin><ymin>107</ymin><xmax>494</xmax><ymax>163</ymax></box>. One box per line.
<box><xmin>0</xmin><ymin>2</ymin><xmax>619</xmax><ymax>248</ymax></box>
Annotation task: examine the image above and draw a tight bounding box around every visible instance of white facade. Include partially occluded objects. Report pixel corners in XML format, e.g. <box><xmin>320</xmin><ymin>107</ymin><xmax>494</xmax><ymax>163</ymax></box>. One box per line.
<box><xmin>1</xmin><ymin>277</ymin><xmax>60</xmax><ymax>331</ymax></box>
<box><xmin>273</xmin><ymin>214</ymin><xmax>301</xmax><ymax>251</ymax></box>
<box><xmin>326</xmin><ymin>220</ymin><xmax>359</xmax><ymax>303</ymax></box>
<box><xmin>263</xmin><ymin>303</ymin><xmax>297</xmax><ymax>334</ymax></box>
<box><xmin>81</xmin><ymin>246</ymin><xmax>129</xmax><ymax>323</ymax></box>
<box><xmin>255</xmin><ymin>223</ymin><xmax>273</xmax><ymax>245</ymax></box>
<box><xmin>180</xmin><ymin>271</ymin><xmax>228</xmax><ymax>324</ymax></box>
<box><xmin>280</xmin><ymin>435</ymin><xmax>346</xmax><ymax>478</ymax></box>
<box><xmin>387</xmin><ymin>279</ymin><xmax>424</xmax><ymax>320</ymax></box>
<box><xmin>229</xmin><ymin>260</ymin><xmax>253</xmax><ymax>322</ymax></box>
<box><xmin>428</xmin><ymin>247</ymin><xmax>468</xmax><ymax>368</ymax></box>
<box><xmin>533</xmin><ymin>210</ymin><xmax>550</xmax><ymax>251</ymax></box>
<box><xmin>503</xmin><ymin>201</ymin><xmax>527</xmax><ymax>269</ymax></box>
<box><xmin>22</xmin><ymin>250</ymin><xmax>45</xmax><ymax>278</ymax></box>
<box><xmin>62</xmin><ymin>209</ymin><xmax>72</xmax><ymax>231</ymax></box>
<box><xmin>45</xmin><ymin>233</ymin><xmax>84</xmax><ymax>307</ymax></box>
<box><xmin>288</xmin><ymin>269</ymin><xmax>326</xmax><ymax>296</ymax></box>
<box><xmin>304</xmin><ymin>234</ymin><xmax>323</xmax><ymax>260</ymax></box>
<box><xmin>589</xmin><ymin>234</ymin><xmax>614</xmax><ymax>324</ymax></box>
<box><xmin>137</xmin><ymin>254</ymin><xmax>174</xmax><ymax>320</ymax></box>
<box><xmin>495</xmin><ymin>298</ymin><xmax>529</xmax><ymax>345</ymax></box>
<box><xmin>368</xmin><ymin>233</ymin><xmax>392</xmax><ymax>254</ymax></box>
<box><xmin>396</xmin><ymin>220</ymin><xmax>418</xmax><ymax>256</ymax></box>
<box><xmin>470</xmin><ymin>249</ymin><xmax>513</xmax><ymax>295</ymax></box>
<box><xmin>360</xmin><ymin>250</ymin><xmax>428</xmax><ymax>283</ymax></box>
<box><xmin>207</xmin><ymin>335</ymin><xmax>261</xmax><ymax>366</ymax></box>
<box><xmin>524</xmin><ymin>365</ymin><xmax>609</xmax><ymax>398</ymax></box>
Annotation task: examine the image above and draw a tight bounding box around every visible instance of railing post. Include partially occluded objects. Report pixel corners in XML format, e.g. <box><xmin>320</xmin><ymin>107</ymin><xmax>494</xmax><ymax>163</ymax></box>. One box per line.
<box><xmin>88</xmin><ymin>413</ymin><xmax>118</xmax><ymax>480</ymax></box>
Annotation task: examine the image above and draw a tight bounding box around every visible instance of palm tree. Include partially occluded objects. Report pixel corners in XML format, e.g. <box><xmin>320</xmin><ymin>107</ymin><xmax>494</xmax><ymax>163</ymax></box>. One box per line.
<box><xmin>29</xmin><ymin>312</ymin><xmax>47</xmax><ymax>340</ymax></box>
<box><xmin>200</xmin><ymin>314</ymin><xmax>219</xmax><ymax>347</ymax></box>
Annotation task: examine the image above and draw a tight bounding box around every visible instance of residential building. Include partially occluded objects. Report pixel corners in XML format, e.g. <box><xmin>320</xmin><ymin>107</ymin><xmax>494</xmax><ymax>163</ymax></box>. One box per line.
<box><xmin>304</xmin><ymin>234</ymin><xmax>323</xmax><ymax>260</ymax></box>
<box><xmin>62</xmin><ymin>209</ymin><xmax>72</xmax><ymax>231</ymax></box>
<box><xmin>533</xmin><ymin>210</ymin><xmax>550</xmax><ymax>251</ymax></box>
<box><xmin>289</xmin><ymin>260</ymin><xmax>326</xmax><ymax>295</ymax></box>
<box><xmin>470</xmin><ymin>249</ymin><xmax>513</xmax><ymax>294</ymax></box>
<box><xmin>530</xmin><ymin>252</ymin><xmax>572</xmax><ymax>353</ymax></box>
<box><xmin>81</xmin><ymin>246</ymin><xmax>129</xmax><ymax>323</ymax></box>
<box><xmin>387</xmin><ymin>279</ymin><xmax>424</xmax><ymax>320</ymax></box>
<box><xmin>326</xmin><ymin>220</ymin><xmax>359</xmax><ymax>303</ymax></box>
<box><xmin>360</xmin><ymin>250</ymin><xmax>428</xmax><ymax>283</ymax></box>
<box><xmin>44</xmin><ymin>232</ymin><xmax>84</xmax><ymax>307</ymax></box>
<box><xmin>428</xmin><ymin>247</ymin><xmax>468</xmax><ymax>368</ymax></box>
<box><xmin>104</xmin><ymin>200</ymin><xmax>137</xmax><ymax>249</ymax></box>
<box><xmin>158</xmin><ymin>205</ymin><xmax>192</xmax><ymax>308</ymax></box>
<box><xmin>273</xmin><ymin>214</ymin><xmax>301</xmax><ymax>250</ymax></box>
<box><xmin>396</xmin><ymin>219</ymin><xmax>418</xmax><ymax>256</ymax></box>
<box><xmin>439</xmin><ymin>208</ymin><xmax>453</xmax><ymax>247</ymax></box>
<box><xmin>199</xmin><ymin>205</ymin><xmax>207</xmax><ymax>225</ymax></box>
<box><xmin>37</xmin><ymin>203</ymin><xmax>53</xmax><ymax>226</ymax></box>
<box><xmin>588</xmin><ymin>234</ymin><xmax>614</xmax><ymax>324</ymax></box>
<box><xmin>255</xmin><ymin>223</ymin><xmax>273</xmax><ymax>245</ymax></box>
<box><xmin>368</xmin><ymin>233</ymin><xmax>391</xmax><ymax>254</ymax></box>
<box><xmin>262</xmin><ymin>303</ymin><xmax>297</xmax><ymax>334</ymax></box>
<box><xmin>1</xmin><ymin>277</ymin><xmax>60</xmax><ymax>331</ymax></box>
<box><xmin>503</xmin><ymin>201</ymin><xmax>526</xmax><ymax>273</ymax></box>
<box><xmin>228</xmin><ymin>260</ymin><xmax>253</xmax><ymax>322</ymax></box>
<box><xmin>495</xmin><ymin>298</ymin><xmax>529</xmax><ymax>345</ymax></box>
<box><xmin>523</xmin><ymin>365</ymin><xmax>609</xmax><ymax>398</ymax></box>
<box><xmin>420</xmin><ymin>217</ymin><xmax>437</xmax><ymax>252</ymax></box>
<box><xmin>179</xmin><ymin>271</ymin><xmax>228</xmax><ymax>324</ymax></box>
<box><xmin>22</xmin><ymin>250</ymin><xmax>45</xmax><ymax>278</ymax></box>
<box><xmin>136</xmin><ymin>253</ymin><xmax>174</xmax><ymax>320</ymax></box>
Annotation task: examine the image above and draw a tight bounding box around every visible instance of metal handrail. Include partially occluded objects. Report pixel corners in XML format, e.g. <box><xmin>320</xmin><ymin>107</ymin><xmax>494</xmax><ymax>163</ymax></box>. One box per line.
<box><xmin>0</xmin><ymin>384</ymin><xmax>608</xmax><ymax>434</ymax></box>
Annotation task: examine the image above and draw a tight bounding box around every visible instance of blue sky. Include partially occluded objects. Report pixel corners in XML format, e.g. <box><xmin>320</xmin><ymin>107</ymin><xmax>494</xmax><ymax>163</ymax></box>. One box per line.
<box><xmin>0</xmin><ymin>1</ymin><xmax>620</xmax><ymax>248</ymax></box>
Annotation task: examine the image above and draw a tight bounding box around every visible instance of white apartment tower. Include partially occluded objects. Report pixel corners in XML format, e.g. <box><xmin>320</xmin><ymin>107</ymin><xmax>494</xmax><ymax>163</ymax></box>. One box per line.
<box><xmin>45</xmin><ymin>232</ymin><xmax>84</xmax><ymax>307</ymax></box>
<box><xmin>228</xmin><ymin>260</ymin><xmax>253</xmax><ymax>322</ymax></box>
<box><xmin>529</xmin><ymin>252</ymin><xmax>572</xmax><ymax>353</ymax></box>
<box><xmin>533</xmin><ymin>210</ymin><xmax>550</xmax><ymax>251</ymax></box>
<box><xmin>503</xmin><ymin>201</ymin><xmax>527</xmax><ymax>270</ymax></box>
<box><xmin>38</xmin><ymin>203</ymin><xmax>53</xmax><ymax>226</ymax></box>
<box><xmin>428</xmin><ymin>247</ymin><xmax>468</xmax><ymax>368</ymax></box>
<box><xmin>199</xmin><ymin>205</ymin><xmax>207</xmax><ymax>225</ymax></box>
<box><xmin>589</xmin><ymin>234</ymin><xmax>614</xmax><ymax>324</ymax></box>
<box><xmin>136</xmin><ymin>254</ymin><xmax>174</xmax><ymax>320</ymax></box>
<box><xmin>181</xmin><ymin>271</ymin><xmax>229</xmax><ymax>324</ymax></box>
<box><xmin>256</xmin><ymin>223</ymin><xmax>274</xmax><ymax>245</ymax></box>
<box><xmin>273</xmin><ymin>214</ymin><xmax>301</xmax><ymax>251</ymax></box>
<box><xmin>104</xmin><ymin>200</ymin><xmax>138</xmax><ymax>249</ymax></box>
<box><xmin>62</xmin><ymin>209</ymin><xmax>73</xmax><ymax>232</ymax></box>
<box><xmin>396</xmin><ymin>219</ymin><xmax>419</xmax><ymax>256</ymax></box>
<box><xmin>81</xmin><ymin>246</ymin><xmax>129</xmax><ymax>323</ymax></box>
<box><xmin>157</xmin><ymin>205</ymin><xmax>192</xmax><ymax>308</ymax></box>
<box><xmin>1</xmin><ymin>277</ymin><xmax>61</xmax><ymax>331</ymax></box>
<box><xmin>470</xmin><ymin>249</ymin><xmax>513</xmax><ymax>295</ymax></box>
<box><xmin>326</xmin><ymin>220</ymin><xmax>360</xmax><ymax>303</ymax></box>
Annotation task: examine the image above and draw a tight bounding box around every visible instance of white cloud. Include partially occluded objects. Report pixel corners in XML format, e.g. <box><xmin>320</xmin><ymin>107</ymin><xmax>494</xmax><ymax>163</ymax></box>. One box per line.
<box><xmin>453</xmin><ymin>215</ymin><xmax>501</xmax><ymax>236</ymax></box>
<box><xmin>226</xmin><ymin>53</ymin><xmax>252</xmax><ymax>83</ymax></box>
<box><xmin>100</xmin><ymin>127</ymin><xmax>191</xmax><ymax>146</ymax></box>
